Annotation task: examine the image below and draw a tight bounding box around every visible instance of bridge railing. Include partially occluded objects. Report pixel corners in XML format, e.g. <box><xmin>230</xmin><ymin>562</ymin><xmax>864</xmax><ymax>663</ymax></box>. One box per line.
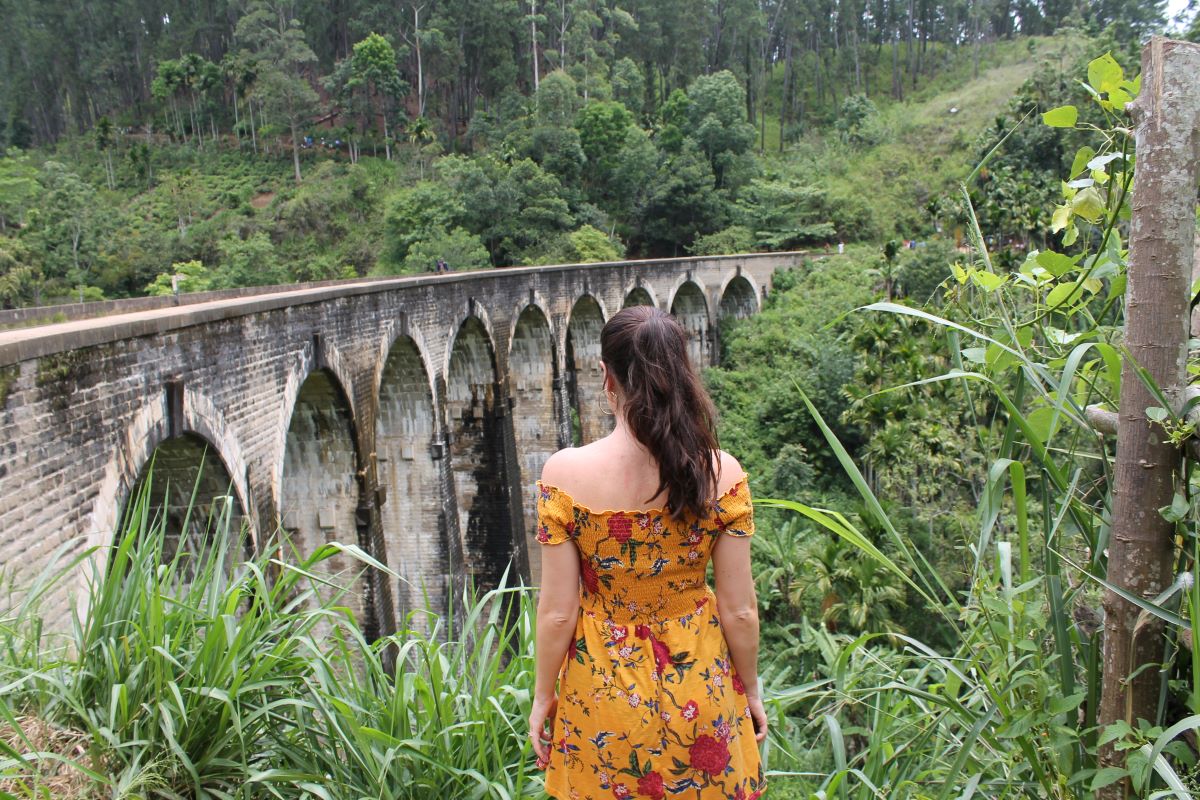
<box><xmin>0</xmin><ymin>251</ymin><xmax>814</xmax><ymax>331</ymax></box>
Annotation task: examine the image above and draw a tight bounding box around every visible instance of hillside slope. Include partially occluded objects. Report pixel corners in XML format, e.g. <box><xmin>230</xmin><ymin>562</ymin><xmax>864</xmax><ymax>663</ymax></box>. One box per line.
<box><xmin>0</xmin><ymin>34</ymin><xmax>1091</xmax><ymax>306</ymax></box>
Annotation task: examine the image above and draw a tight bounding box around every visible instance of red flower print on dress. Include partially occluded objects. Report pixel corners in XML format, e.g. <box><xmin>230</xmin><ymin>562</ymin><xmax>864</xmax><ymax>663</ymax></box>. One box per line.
<box><xmin>608</xmin><ymin>514</ymin><xmax>634</xmax><ymax>543</ymax></box>
<box><xmin>733</xmin><ymin>673</ymin><xmax>746</xmax><ymax>694</ymax></box>
<box><xmin>681</xmin><ymin>700</ymin><xmax>699</xmax><ymax>720</ymax></box>
<box><xmin>610</xmin><ymin>624</ymin><xmax>628</xmax><ymax>643</ymax></box>
<box><xmin>612</xmin><ymin>782</ymin><xmax>631</xmax><ymax>799</ymax></box>
<box><xmin>633</xmin><ymin>624</ymin><xmax>672</xmax><ymax>673</ymax></box>
<box><xmin>688</xmin><ymin>734</ymin><xmax>731</xmax><ymax>775</ymax></box>
<box><xmin>637</xmin><ymin>771</ymin><xmax>665</xmax><ymax>799</ymax></box>
<box><xmin>537</xmin><ymin>525</ymin><xmax>551</xmax><ymax>544</ymax></box>
<box><xmin>565</xmin><ymin>521</ymin><xmax>576</xmax><ymax>538</ymax></box>
<box><xmin>580</xmin><ymin>556</ymin><xmax>600</xmax><ymax>594</ymax></box>
<box><xmin>735</xmin><ymin>786</ymin><xmax>746</xmax><ymax>800</ymax></box>
<box><xmin>649</xmin><ymin>636</ymin><xmax>671</xmax><ymax>673</ymax></box>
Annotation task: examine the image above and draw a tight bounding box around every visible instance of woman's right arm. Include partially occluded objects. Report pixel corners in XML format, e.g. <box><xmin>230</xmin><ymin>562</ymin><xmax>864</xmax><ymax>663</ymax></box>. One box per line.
<box><xmin>712</xmin><ymin>533</ymin><xmax>767</xmax><ymax>741</ymax></box>
<box><xmin>529</xmin><ymin>453</ymin><xmax>582</xmax><ymax>765</ymax></box>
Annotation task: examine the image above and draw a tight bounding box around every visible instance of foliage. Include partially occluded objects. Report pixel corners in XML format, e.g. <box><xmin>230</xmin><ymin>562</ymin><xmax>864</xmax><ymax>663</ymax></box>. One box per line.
<box><xmin>690</xmin><ymin>225</ymin><xmax>757</xmax><ymax>256</ymax></box>
<box><xmin>145</xmin><ymin>260</ymin><xmax>213</xmax><ymax>296</ymax></box>
<box><xmin>633</xmin><ymin>140</ymin><xmax>726</xmax><ymax>256</ymax></box>
<box><xmin>0</xmin><ymin>480</ymin><xmax>541</xmax><ymax>798</ymax></box>
<box><xmin>685</xmin><ymin>70</ymin><xmax>757</xmax><ymax>190</ymax></box>
<box><xmin>325</xmin><ymin>33</ymin><xmax>408</xmax><ymax>162</ymax></box>
<box><xmin>214</xmin><ymin>231</ymin><xmax>287</xmax><ymax>289</ymax></box>
<box><xmin>395</xmin><ymin>226</ymin><xmax>491</xmax><ymax>274</ymax></box>
<box><xmin>733</xmin><ymin>176</ymin><xmax>838</xmax><ymax>250</ymax></box>
<box><xmin>0</xmin><ymin>24</ymin><xmax>1130</xmax><ymax>304</ymax></box>
<box><xmin>834</xmin><ymin>94</ymin><xmax>882</xmax><ymax>148</ymax></box>
<box><xmin>743</xmin><ymin>50</ymin><xmax>1200</xmax><ymax>799</ymax></box>
<box><xmin>566</xmin><ymin>224</ymin><xmax>624</xmax><ymax>263</ymax></box>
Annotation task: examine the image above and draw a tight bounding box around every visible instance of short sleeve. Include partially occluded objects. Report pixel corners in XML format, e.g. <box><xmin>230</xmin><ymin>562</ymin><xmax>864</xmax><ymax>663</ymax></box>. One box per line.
<box><xmin>714</xmin><ymin>476</ymin><xmax>754</xmax><ymax>537</ymax></box>
<box><xmin>535</xmin><ymin>482</ymin><xmax>574</xmax><ymax>545</ymax></box>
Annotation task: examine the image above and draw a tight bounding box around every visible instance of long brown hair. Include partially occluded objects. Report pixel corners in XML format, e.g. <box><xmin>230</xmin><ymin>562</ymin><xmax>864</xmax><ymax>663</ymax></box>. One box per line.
<box><xmin>600</xmin><ymin>305</ymin><xmax>719</xmax><ymax>519</ymax></box>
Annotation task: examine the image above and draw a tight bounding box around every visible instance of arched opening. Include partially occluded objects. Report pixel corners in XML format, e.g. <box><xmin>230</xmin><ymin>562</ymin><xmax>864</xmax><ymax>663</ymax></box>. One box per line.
<box><xmin>719</xmin><ymin>275</ymin><xmax>758</xmax><ymax>320</ymax></box>
<box><xmin>509</xmin><ymin>306</ymin><xmax>557</xmax><ymax>585</ymax></box>
<box><xmin>716</xmin><ymin>275</ymin><xmax>759</xmax><ymax>363</ymax></box>
<box><xmin>376</xmin><ymin>336</ymin><xmax>445</xmax><ymax>622</ymax></box>
<box><xmin>566</xmin><ymin>295</ymin><xmax>610</xmax><ymax>446</ymax></box>
<box><xmin>123</xmin><ymin>433</ymin><xmax>248</xmax><ymax>577</ymax></box>
<box><xmin>280</xmin><ymin>370</ymin><xmax>368</xmax><ymax>628</ymax></box>
<box><xmin>623</xmin><ymin>287</ymin><xmax>654</xmax><ymax>308</ymax></box>
<box><xmin>670</xmin><ymin>281</ymin><xmax>712</xmax><ymax>368</ymax></box>
<box><xmin>446</xmin><ymin>317</ymin><xmax>516</xmax><ymax>593</ymax></box>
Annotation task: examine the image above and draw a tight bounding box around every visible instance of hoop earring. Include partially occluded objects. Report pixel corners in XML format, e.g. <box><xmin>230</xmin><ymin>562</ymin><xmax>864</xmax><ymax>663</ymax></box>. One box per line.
<box><xmin>598</xmin><ymin>390</ymin><xmax>616</xmax><ymax>417</ymax></box>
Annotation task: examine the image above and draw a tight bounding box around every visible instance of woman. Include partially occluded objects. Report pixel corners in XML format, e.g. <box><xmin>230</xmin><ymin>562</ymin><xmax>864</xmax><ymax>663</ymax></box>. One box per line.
<box><xmin>529</xmin><ymin>305</ymin><xmax>767</xmax><ymax>799</ymax></box>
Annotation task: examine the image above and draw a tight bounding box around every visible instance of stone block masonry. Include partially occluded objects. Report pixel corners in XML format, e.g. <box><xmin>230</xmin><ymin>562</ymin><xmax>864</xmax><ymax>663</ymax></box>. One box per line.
<box><xmin>0</xmin><ymin>253</ymin><xmax>799</xmax><ymax>635</ymax></box>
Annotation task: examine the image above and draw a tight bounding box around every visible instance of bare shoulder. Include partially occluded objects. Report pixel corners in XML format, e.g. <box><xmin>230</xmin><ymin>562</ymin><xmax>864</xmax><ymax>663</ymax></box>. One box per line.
<box><xmin>714</xmin><ymin>450</ymin><xmax>748</xmax><ymax>496</ymax></box>
<box><xmin>539</xmin><ymin>447</ymin><xmax>579</xmax><ymax>487</ymax></box>
<box><xmin>540</xmin><ymin>444</ymin><xmax>606</xmax><ymax>488</ymax></box>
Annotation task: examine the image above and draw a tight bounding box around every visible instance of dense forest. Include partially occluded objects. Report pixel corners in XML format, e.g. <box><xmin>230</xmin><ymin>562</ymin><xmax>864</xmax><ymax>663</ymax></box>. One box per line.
<box><xmin>0</xmin><ymin>0</ymin><xmax>1193</xmax><ymax>307</ymax></box>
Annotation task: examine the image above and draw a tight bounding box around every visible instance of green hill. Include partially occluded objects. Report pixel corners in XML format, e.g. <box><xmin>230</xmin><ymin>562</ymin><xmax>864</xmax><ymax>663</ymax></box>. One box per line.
<box><xmin>0</xmin><ymin>32</ymin><xmax>1116</xmax><ymax>307</ymax></box>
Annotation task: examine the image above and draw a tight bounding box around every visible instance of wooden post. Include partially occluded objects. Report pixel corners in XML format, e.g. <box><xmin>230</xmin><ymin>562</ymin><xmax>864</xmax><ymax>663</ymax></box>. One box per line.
<box><xmin>1098</xmin><ymin>37</ymin><xmax>1200</xmax><ymax>796</ymax></box>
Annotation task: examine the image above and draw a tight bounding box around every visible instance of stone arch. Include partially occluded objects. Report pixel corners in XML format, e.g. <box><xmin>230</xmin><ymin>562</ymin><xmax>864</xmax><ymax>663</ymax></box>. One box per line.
<box><xmin>441</xmin><ymin>302</ymin><xmax>500</xmax><ymax>385</ymax></box>
<box><xmin>718</xmin><ymin>272</ymin><xmax>760</xmax><ymax>320</ymax></box>
<box><xmin>446</xmin><ymin>315</ymin><xmax>517</xmax><ymax>593</ymax></box>
<box><xmin>375</xmin><ymin>334</ymin><xmax>445</xmax><ymax>622</ymax></box>
<box><xmin>90</xmin><ymin>390</ymin><xmax>253</xmax><ymax>563</ymax></box>
<box><xmin>508</xmin><ymin>303</ymin><xmax>558</xmax><ymax>585</ymax></box>
<box><xmin>183</xmin><ymin>388</ymin><xmax>257</xmax><ymax>547</ymax></box>
<box><xmin>622</xmin><ymin>282</ymin><xmax>657</xmax><ymax>309</ymax></box>
<box><xmin>272</xmin><ymin>337</ymin><xmax>357</xmax><ymax>506</ymax></box>
<box><xmin>123</xmin><ymin>433</ymin><xmax>250</xmax><ymax>578</ymax></box>
<box><xmin>566</xmin><ymin>294</ymin><xmax>611</xmax><ymax>445</ymax></box>
<box><xmin>714</xmin><ymin>273</ymin><xmax>761</xmax><ymax>365</ymax></box>
<box><xmin>279</xmin><ymin>368</ymin><xmax>369</xmax><ymax>629</ymax></box>
<box><xmin>669</xmin><ymin>280</ymin><xmax>713</xmax><ymax>368</ymax></box>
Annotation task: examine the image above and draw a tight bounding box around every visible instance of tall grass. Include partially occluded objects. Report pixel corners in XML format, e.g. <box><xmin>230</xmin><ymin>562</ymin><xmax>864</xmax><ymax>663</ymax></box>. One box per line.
<box><xmin>0</xmin><ymin>480</ymin><xmax>539</xmax><ymax>799</ymax></box>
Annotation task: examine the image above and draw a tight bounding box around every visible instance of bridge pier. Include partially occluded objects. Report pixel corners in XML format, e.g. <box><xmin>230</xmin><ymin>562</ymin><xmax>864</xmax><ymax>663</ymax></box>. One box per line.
<box><xmin>566</xmin><ymin>295</ymin><xmax>613</xmax><ymax>445</ymax></box>
<box><xmin>280</xmin><ymin>369</ymin><xmax>370</xmax><ymax>634</ymax></box>
<box><xmin>376</xmin><ymin>334</ymin><xmax>444</xmax><ymax>626</ymax></box>
<box><xmin>509</xmin><ymin>305</ymin><xmax>559</xmax><ymax>585</ymax></box>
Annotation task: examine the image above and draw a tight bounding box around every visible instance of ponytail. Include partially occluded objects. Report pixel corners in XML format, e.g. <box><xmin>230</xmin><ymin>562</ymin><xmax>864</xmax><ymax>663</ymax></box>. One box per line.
<box><xmin>600</xmin><ymin>306</ymin><xmax>719</xmax><ymax>519</ymax></box>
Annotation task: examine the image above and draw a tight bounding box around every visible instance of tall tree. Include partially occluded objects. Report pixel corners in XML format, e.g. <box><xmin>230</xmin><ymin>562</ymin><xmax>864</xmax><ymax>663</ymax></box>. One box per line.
<box><xmin>327</xmin><ymin>33</ymin><xmax>408</xmax><ymax>161</ymax></box>
<box><xmin>236</xmin><ymin>0</ymin><xmax>320</xmax><ymax>182</ymax></box>
<box><xmin>1098</xmin><ymin>37</ymin><xmax>1200</xmax><ymax>797</ymax></box>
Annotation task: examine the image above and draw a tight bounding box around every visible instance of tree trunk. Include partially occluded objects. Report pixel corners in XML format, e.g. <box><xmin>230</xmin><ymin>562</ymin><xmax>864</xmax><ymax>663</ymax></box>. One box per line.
<box><xmin>290</xmin><ymin>119</ymin><xmax>302</xmax><ymax>182</ymax></box>
<box><xmin>1098</xmin><ymin>37</ymin><xmax>1200</xmax><ymax>798</ymax></box>
<box><xmin>530</xmin><ymin>0</ymin><xmax>540</xmax><ymax>92</ymax></box>
<box><xmin>249</xmin><ymin>99</ymin><xmax>258</xmax><ymax>155</ymax></box>
<box><xmin>780</xmin><ymin>36</ymin><xmax>792</xmax><ymax>152</ymax></box>
<box><xmin>892</xmin><ymin>30</ymin><xmax>902</xmax><ymax>100</ymax></box>
<box><xmin>414</xmin><ymin>5</ymin><xmax>425</xmax><ymax>118</ymax></box>
<box><xmin>1190</xmin><ymin>228</ymin><xmax>1200</xmax><ymax>338</ymax></box>
<box><xmin>233</xmin><ymin>93</ymin><xmax>241</xmax><ymax>148</ymax></box>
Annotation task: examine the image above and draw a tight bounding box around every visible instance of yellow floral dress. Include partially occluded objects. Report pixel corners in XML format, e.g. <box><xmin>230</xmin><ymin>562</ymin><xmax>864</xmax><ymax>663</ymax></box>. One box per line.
<box><xmin>536</xmin><ymin>476</ymin><xmax>765</xmax><ymax>800</ymax></box>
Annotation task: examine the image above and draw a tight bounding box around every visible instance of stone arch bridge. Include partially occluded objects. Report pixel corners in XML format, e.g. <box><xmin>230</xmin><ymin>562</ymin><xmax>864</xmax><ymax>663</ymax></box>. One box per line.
<box><xmin>0</xmin><ymin>252</ymin><xmax>799</xmax><ymax>637</ymax></box>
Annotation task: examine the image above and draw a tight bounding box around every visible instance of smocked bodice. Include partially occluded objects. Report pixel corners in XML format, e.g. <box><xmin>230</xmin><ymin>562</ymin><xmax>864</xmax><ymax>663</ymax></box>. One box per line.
<box><xmin>535</xmin><ymin>477</ymin><xmax>753</xmax><ymax>621</ymax></box>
